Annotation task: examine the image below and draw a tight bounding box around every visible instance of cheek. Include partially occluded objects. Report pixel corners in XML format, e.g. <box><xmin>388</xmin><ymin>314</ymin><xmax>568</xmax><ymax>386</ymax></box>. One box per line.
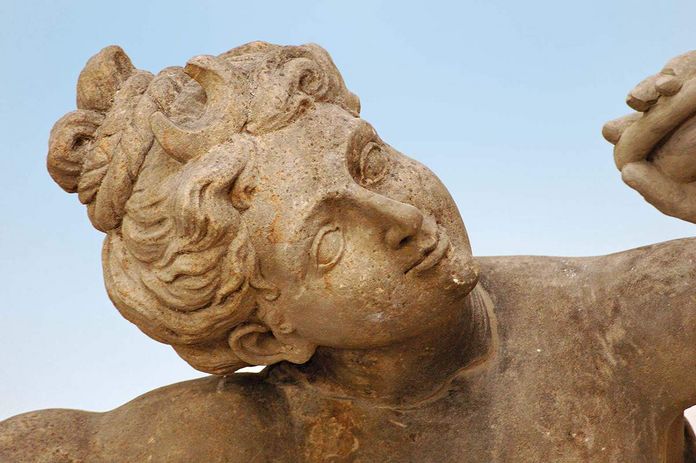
<box><xmin>413</xmin><ymin>166</ymin><xmax>473</xmax><ymax>253</ymax></box>
<box><xmin>288</xmin><ymin>238</ymin><xmax>457</xmax><ymax>348</ymax></box>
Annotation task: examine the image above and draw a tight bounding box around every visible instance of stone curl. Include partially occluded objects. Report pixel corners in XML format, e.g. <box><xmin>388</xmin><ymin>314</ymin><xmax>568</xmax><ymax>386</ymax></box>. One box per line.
<box><xmin>46</xmin><ymin>42</ymin><xmax>360</xmax><ymax>374</ymax></box>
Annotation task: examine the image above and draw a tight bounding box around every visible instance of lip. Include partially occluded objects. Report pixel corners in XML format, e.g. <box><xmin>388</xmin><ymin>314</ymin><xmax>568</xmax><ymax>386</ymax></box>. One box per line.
<box><xmin>405</xmin><ymin>227</ymin><xmax>450</xmax><ymax>275</ymax></box>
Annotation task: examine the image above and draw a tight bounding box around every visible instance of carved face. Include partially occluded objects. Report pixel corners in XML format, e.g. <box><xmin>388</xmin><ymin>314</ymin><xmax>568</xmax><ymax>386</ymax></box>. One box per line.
<box><xmin>48</xmin><ymin>42</ymin><xmax>481</xmax><ymax>372</ymax></box>
<box><xmin>244</xmin><ymin>104</ymin><xmax>479</xmax><ymax>349</ymax></box>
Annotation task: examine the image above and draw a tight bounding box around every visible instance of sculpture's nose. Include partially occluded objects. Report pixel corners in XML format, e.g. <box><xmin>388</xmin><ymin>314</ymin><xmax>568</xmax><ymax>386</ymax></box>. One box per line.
<box><xmin>382</xmin><ymin>199</ymin><xmax>424</xmax><ymax>249</ymax></box>
<box><xmin>351</xmin><ymin>188</ymin><xmax>424</xmax><ymax>249</ymax></box>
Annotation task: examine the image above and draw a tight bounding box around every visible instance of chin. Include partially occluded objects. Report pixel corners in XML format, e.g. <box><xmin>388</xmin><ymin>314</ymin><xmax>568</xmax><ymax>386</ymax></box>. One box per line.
<box><xmin>440</xmin><ymin>247</ymin><xmax>480</xmax><ymax>298</ymax></box>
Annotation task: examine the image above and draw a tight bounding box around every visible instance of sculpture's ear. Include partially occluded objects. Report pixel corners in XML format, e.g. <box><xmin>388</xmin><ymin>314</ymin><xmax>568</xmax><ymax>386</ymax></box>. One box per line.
<box><xmin>228</xmin><ymin>323</ymin><xmax>316</xmax><ymax>366</ymax></box>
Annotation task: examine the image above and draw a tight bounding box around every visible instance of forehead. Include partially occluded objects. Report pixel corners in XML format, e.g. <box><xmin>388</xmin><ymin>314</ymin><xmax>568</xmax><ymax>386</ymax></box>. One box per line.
<box><xmin>247</xmin><ymin>104</ymin><xmax>370</xmax><ymax>240</ymax></box>
<box><xmin>254</xmin><ymin>104</ymin><xmax>374</xmax><ymax>198</ymax></box>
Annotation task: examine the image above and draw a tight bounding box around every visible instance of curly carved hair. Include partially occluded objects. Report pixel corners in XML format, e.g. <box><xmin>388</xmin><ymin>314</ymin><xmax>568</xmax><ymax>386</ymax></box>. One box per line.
<box><xmin>47</xmin><ymin>42</ymin><xmax>360</xmax><ymax>374</ymax></box>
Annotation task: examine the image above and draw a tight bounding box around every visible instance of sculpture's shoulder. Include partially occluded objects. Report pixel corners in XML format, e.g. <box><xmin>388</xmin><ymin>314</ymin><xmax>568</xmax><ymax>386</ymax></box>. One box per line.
<box><xmin>477</xmin><ymin>237</ymin><xmax>696</xmax><ymax>297</ymax></box>
<box><xmin>1</xmin><ymin>373</ymin><xmax>297</xmax><ymax>463</ymax></box>
<box><xmin>0</xmin><ymin>408</ymin><xmax>97</xmax><ymax>463</ymax></box>
<box><xmin>473</xmin><ymin>238</ymin><xmax>696</xmax><ymax>360</ymax></box>
<box><xmin>475</xmin><ymin>237</ymin><xmax>696</xmax><ymax>382</ymax></box>
<box><xmin>93</xmin><ymin>373</ymin><xmax>296</xmax><ymax>462</ymax></box>
<box><xmin>475</xmin><ymin>253</ymin><xmax>596</xmax><ymax>310</ymax></box>
<box><xmin>598</xmin><ymin>236</ymin><xmax>696</xmax><ymax>292</ymax></box>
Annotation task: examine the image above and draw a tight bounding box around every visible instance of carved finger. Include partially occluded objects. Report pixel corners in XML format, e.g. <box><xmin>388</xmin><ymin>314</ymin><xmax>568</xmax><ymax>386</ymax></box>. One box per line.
<box><xmin>613</xmin><ymin>76</ymin><xmax>696</xmax><ymax>170</ymax></box>
<box><xmin>626</xmin><ymin>75</ymin><xmax>660</xmax><ymax>112</ymax></box>
<box><xmin>602</xmin><ymin>113</ymin><xmax>641</xmax><ymax>145</ymax></box>
<box><xmin>655</xmin><ymin>73</ymin><xmax>682</xmax><ymax>96</ymax></box>
<box><xmin>621</xmin><ymin>161</ymin><xmax>696</xmax><ymax>223</ymax></box>
<box><xmin>654</xmin><ymin>51</ymin><xmax>696</xmax><ymax>96</ymax></box>
<box><xmin>662</xmin><ymin>50</ymin><xmax>696</xmax><ymax>79</ymax></box>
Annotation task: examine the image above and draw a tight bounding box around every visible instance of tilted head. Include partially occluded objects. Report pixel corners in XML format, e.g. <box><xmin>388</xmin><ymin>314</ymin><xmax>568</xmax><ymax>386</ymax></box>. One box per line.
<box><xmin>47</xmin><ymin>42</ymin><xmax>479</xmax><ymax>375</ymax></box>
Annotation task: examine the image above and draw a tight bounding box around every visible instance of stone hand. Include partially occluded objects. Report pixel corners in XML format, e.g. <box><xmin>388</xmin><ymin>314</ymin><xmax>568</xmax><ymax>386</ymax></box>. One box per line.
<box><xmin>603</xmin><ymin>50</ymin><xmax>696</xmax><ymax>223</ymax></box>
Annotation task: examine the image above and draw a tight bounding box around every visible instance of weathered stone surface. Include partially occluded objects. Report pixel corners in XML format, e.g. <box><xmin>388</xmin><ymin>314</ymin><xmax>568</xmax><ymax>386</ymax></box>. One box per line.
<box><xmin>2</xmin><ymin>42</ymin><xmax>696</xmax><ymax>462</ymax></box>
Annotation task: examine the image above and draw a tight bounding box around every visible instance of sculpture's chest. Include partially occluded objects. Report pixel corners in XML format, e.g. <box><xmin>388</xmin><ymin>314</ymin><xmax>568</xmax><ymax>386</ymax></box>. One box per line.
<box><xmin>287</xmin><ymin>384</ymin><xmax>663</xmax><ymax>463</ymax></box>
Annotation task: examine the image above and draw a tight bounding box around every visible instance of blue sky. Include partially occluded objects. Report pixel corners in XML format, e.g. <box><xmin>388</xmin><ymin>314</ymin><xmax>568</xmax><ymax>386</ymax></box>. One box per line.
<box><xmin>1</xmin><ymin>0</ymin><xmax>695</xmax><ymax>420</ymax></box>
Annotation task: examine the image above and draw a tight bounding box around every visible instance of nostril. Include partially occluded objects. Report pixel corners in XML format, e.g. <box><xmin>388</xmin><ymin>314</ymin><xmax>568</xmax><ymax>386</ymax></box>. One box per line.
<box><xmin>360</xmin><ymin>191</ymin><xmax>423</xmax><ymax>249</ymax></box>
<box><xmin>398</xmin><ymin>236</ymin><xmax>412</xmax><ymax>248</ymax></box>
<box><xmin>385</xmin><ymin>224</ymin><xmax>419</xmax><ymax>250</ymax></box>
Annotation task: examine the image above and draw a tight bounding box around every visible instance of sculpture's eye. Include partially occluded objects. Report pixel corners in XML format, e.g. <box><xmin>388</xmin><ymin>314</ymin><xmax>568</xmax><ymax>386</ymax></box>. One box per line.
<box><xmin>311</xmin><ymin>224</ymin><xmax>345</xmax><ymax>271</ymax></box>
<box><xmin>357</xmin><ymin>142</ymin><xmax>389</xmax><ymax>185</ymax></box>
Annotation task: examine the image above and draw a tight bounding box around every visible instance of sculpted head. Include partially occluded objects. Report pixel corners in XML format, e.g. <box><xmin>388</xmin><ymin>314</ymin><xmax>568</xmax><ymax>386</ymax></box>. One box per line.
<box><xmin>47</xmin><ymin>42</ymin><xmax>479</xmax><ymax>375</ymax></box>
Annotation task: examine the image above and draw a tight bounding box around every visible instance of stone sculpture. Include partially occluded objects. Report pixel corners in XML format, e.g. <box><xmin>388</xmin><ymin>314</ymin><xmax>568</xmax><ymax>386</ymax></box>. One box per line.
<box><xmin>1</xmin><ymin>42</ymin><xmax>696</xmax><ymax>462</ymax></box>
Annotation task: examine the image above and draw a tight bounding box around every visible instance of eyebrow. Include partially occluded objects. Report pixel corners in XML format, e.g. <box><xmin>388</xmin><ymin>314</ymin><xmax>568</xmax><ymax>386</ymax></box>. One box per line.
<box><xmin>300</xmin><ymin>188</ymin><xmax>354</xmax><ymax>230</ymax></box>
<box><xmin>294</xmin><ymin>119</ymin><xmax>379</xmax><ymax>232</ymax></box>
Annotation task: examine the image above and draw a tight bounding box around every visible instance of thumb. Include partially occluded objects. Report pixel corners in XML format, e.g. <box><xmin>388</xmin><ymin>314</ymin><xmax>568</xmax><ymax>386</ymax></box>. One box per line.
<box><xmin>621</xmin><ymin>161</ymin><xmax>696</xmax><ymax>223</ymax></box>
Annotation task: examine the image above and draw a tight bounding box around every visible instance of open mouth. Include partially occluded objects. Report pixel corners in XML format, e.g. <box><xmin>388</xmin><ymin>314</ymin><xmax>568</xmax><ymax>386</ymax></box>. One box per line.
<box><xmin>405</xmin><ymin>227</ymin><xmax>450</xmax><ymax>275</ymax></box>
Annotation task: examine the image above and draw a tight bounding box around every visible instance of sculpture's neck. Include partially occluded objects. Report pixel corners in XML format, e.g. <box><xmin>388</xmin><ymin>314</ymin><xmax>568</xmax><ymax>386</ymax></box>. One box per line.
<box><xmin>282</xmin><ymin>285</ymin><xmax>495</xmax><ymax>408</ymax></box>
